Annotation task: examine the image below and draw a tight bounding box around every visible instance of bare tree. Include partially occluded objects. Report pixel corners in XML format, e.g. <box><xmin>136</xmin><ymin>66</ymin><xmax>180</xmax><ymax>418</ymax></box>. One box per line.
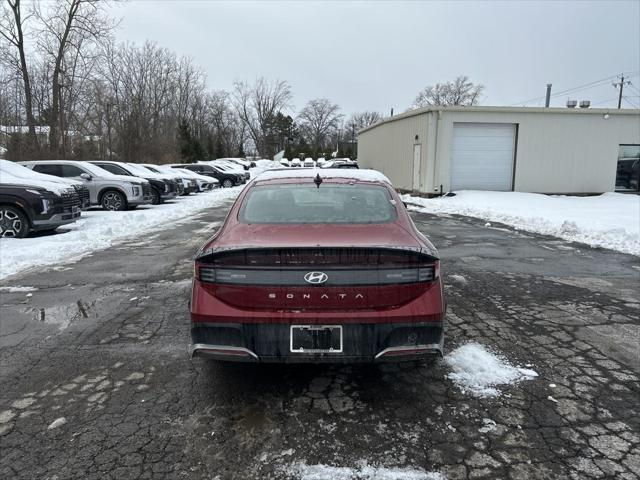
<box><xmin>233</xmin><ymin>77</ymin><xmax>291</xmax><ymax>157</ymax></box>
<box><xmin>410</xmin><ymin>76</ymin><xmax>483</xmax><ymax>109</ymax></box>
<box><xmin>206</xmin><ymin>90</ymin><xmax>245</xmax><ymax>157</ymax></box>
<box><xmin>35</xmin><ymin>0</ymin><xmax>115</xmax><ymax>156</ymax></box>
<box><xmin>297</xmin><ymin>98</ymin><xmax>343</xmax><ymax>153</ymax></box>
<box><xmin>0</xmin><ymin>0</ymin><xmax>39</xmax><ymax>151</ymax></box>
<box><xmin>345</xmin><ymin>110</ymin><xmax>382</xmax><ymax>135</ymax></box>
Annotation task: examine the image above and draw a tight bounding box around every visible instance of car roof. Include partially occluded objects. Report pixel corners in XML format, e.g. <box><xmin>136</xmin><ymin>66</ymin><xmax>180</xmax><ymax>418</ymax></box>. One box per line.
<box><xmin>20</xmin><ymin>159</ymin><xmax>83</xmax><ymax>165</ymax></box>
<box><xmin>252</xmin><ymin>168</ymin><xmax>391</xmax><ymax>185</ymax></box>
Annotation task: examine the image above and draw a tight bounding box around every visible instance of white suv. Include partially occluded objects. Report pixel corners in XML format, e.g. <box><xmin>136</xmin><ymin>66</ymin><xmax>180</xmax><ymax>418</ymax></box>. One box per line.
<box><xmin>21</xmin><ymin>160</ymin><xmax>152</xmax><ymax>211</ymax></box>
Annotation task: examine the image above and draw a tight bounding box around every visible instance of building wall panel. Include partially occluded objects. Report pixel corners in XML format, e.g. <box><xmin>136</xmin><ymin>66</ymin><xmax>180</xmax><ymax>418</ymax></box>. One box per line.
<box><xmin>359</xmin><ymin>107</ymin><xmax>640</xmax><ymax>194</ymax></box>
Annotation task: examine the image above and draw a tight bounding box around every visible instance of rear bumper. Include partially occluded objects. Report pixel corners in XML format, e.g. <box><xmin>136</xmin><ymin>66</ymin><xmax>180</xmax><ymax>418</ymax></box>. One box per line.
<box><xmin>190</xmin><ymin>321</ymin><xmax>443</xmax><ymax>363</ymax></box>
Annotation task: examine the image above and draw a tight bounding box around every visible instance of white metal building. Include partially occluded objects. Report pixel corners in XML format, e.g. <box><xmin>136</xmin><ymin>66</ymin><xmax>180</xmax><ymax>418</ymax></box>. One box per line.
<box><xmin>357</xmin><ymin>106</ymin><xmax>640</xmax><ymax>195</ymax></box>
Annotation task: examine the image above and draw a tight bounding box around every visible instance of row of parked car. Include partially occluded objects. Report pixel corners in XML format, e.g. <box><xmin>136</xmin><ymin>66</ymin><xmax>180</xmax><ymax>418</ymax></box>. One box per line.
<box><xmin>0</xmin><ymin>158</ymin><xmax>253</xmax><ymax>238</ymax></box>
<box><xmin>279</xmin><ymin>157</ymin><xmax>359</xmax><ymax>169</ymax></box>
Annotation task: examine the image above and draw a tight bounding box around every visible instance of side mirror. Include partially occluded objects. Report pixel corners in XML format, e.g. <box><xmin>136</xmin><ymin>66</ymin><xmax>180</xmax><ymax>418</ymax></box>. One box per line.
<box><xmin>80</xmin><ymin>173</ymin><xmax>92</xmax><ymax>181</ymax></box>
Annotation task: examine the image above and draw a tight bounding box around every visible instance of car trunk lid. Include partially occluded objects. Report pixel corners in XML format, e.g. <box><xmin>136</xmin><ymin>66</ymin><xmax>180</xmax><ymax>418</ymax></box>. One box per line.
<box><xmin>196</xmin><ymin>246</ymin><xmax>438</xmax><ymax>311</ymax></box>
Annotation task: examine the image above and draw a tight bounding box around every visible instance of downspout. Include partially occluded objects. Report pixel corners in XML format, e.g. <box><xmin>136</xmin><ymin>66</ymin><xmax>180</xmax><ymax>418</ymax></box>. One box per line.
<box><xmin>432</xmin><ymin>110</ymin><xmax>442</xmax><ymax>196</ymax></box>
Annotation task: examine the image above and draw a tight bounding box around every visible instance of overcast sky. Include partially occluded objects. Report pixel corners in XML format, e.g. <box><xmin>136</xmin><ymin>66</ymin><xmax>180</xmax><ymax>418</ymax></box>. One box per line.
<box><xmin>109</xmin><ymin>0</ymin><xmax>640</xmax><ymax>115</ymax></box>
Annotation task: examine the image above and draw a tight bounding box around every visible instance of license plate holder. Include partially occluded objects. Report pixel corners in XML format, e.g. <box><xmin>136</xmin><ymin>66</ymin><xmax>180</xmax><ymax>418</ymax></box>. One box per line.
<box><xmin>290</xmin><ymin>325</ymin><xmax>343</xmax><ymax>353</ymax></box>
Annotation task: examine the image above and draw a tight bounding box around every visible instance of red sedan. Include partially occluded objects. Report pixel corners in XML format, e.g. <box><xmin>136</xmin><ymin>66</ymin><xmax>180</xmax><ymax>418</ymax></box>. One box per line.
<box><xmin>190</xmin><ymin>169</ymin><xmax>445</xmax><ymax>363</ymax></box>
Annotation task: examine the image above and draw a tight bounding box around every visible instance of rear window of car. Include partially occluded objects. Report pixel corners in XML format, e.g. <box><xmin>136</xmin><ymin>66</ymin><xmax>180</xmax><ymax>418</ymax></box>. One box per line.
<box><xmin>239</xmin><ymin>184</ymin><xmax>398</xmax><ymax>224</ymax></box>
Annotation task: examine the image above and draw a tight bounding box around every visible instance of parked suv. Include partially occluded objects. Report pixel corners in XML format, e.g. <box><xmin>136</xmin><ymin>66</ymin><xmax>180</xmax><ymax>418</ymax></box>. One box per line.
<box><xmin>0</xmin><ymin>177</ymin><xmax>81</xmax><ymax>237</ymax></box>
<box><xmin>21</xmin><ymin>160</ymin><xmax>152</xmax><ymax>211</ymax></box>
<box><xmin>209</xmin><ymin>160</ymin><xmax>250</xmax><ymax>182</ymax></box>
<box><xmin>169</xmin><ymin>163</ymin><xmax>242</xmax><ymax>188</ymax></box>
<box><xmin>217</xmin><ymin>157</ymin><xmax>252</xmax><ymax>170</ymax></box>
<box><xmin>124</xmin><ymin>162</ymin><xmax>184</xmax><ymax>196</ymax></box>
<box><xmin>143</xmin><ymin>164</ymin><xmax>214</xmax><ymax>192</ymax></box>
<box><xmin>89</xmin><ymin>161</ymin><xmax>178</xmax><ymax>204</ymax></box>
<box><xmin>321</xmin><ymin>159</ymin><xmax>359</xmax><ymax>169</ymax></box>
<box><xmin>139</xmin><ymin>164</ymin><xmax>198</xmax><ymax>195</ymax></box>
<box><xmin>0</xmin><ymin>160</ymin><xmax>90</xmax><ymax>209</ymax></box>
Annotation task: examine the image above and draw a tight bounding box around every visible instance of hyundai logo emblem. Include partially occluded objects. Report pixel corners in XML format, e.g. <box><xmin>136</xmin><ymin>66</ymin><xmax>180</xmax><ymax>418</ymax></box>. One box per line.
<box><xmin>304</xmin><ymin>271</ymin><xmax>329</xmax><ymax>284</ymax></box>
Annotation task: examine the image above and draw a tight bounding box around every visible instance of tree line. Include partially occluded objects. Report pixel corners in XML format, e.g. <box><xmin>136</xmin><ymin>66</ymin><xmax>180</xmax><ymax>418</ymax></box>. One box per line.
<box><xmin>1</xmin><ymin>1</ymin><xmax>482</xmax><ymax>163</ymax></box>
<box><xmin>0</xmin><ymin>0</ymin><xmax>380</xmax><ymax>162</ymax></box>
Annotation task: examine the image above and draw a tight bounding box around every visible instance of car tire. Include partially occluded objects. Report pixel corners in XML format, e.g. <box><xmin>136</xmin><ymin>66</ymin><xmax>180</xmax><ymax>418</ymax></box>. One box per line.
<box><xmin>0</xmin><ymin>205</ymin><xmax>29</xmax><ymax>238</ymax></box>
<box><xmin>101</xmin><ymin>190</ymin><xmax>127</xmax><ymax>211</ymax></box>
<box><xmin>222</xmin><ymin>179</ymin><xmax>234</xmax><ymax>188</ymax></box>
<box><xmin>150</xmin><ymin>188</ymin><xmax>162</xmax><ymax>205</ymax></box>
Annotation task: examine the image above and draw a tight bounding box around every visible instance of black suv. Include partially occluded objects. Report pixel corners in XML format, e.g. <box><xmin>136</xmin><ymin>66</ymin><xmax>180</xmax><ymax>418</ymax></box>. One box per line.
<box><xmin>170</xmin><ymin>163</ymin><xmax>241</xmax><ymax>188</ymax></box>
<box><xmin>0</xmin><ymin>183</ymin><xmax>81</xmax><ymax>237</ymax></box>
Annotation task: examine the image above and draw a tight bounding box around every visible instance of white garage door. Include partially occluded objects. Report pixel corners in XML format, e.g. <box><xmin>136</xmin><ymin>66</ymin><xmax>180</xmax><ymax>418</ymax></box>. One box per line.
<box><xmin>451</xmin><ymin>123</ymin><xmax>516</xmax><ymax>191</ymax></box>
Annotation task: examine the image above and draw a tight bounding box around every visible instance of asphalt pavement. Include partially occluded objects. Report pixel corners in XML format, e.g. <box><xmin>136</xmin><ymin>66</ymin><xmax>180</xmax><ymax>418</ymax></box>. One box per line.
<box><xmin>0</xmin><ymin>202</ymin><xmax>639</xmax><ymax>480</ymax></box>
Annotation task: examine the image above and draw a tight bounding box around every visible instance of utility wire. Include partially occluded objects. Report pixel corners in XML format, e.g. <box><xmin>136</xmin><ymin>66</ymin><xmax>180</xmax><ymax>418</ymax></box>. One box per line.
<box><xmin>511</xmin><ymin>75</ymin><xmax>619</xmax><ymax>105</ymax></box>
<box><xmin>510</xmin><ymin>71</ymin><xmax>640</xmax><ymax>106</ymax></box>
<box><xmin>590</xmin><ymin>97</ymin><xmax>620</xmax><ymax>106</ymax></box>
<box><xmin>623</xmin><ymin>96</ymin><xmax>639</xmax><ymax>108</ymax></box>
<box><xmin>626</xmin><ymin>83</ymin><xmax>640</xmax><ymax>95</ymax></box>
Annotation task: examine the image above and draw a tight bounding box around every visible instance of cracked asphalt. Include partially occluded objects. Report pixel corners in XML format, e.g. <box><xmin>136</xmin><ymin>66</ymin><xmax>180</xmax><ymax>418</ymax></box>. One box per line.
<box><xmin>1</xmin><ymin>200</ymin><xmax>639</xmax><ymax>480</ymax></box>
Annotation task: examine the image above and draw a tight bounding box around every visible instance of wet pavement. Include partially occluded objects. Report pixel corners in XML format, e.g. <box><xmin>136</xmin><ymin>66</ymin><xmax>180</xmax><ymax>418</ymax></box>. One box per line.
<box><xmin>0</xmin><ymin>202</ymin><xmax>639</xmax><ymax>479</ymax></box>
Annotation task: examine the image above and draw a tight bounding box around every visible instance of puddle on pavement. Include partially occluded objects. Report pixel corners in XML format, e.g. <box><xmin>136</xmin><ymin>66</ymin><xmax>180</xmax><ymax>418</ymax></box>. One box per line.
<box><xmin>235</xmin><ymin>404</ymin><xmax>270</xmax><ymax>432</ymax></box>
<box><xmin>21</xmin><ymin>301</ymin><xmax>93</xmax><ymax>331</ymax></box>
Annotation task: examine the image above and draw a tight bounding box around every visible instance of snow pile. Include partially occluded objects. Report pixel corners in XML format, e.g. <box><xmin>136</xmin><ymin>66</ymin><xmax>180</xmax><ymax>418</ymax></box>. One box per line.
<box><xmin>288</xmin><ymin>462</ymin><xmax>445</xmax><ymax>480</ymax></box>
<box><xmin>445</xmin><ymin>343</ymin><xmax>538</xmax><ymax>398</ymax></box>
<box><xmin>252</xmin><ymin>159</ymin><xmax>279</xmax><ymax>174</ymax></box>
<box><xmin>0</xmin><ymin>187</ymin><xmax>241</xmax><ymax>280</ymax></box>
<box><xmin>402</xmin><ymin>191</ymin><xmax>640</xmax><ymax>256</ymax></box>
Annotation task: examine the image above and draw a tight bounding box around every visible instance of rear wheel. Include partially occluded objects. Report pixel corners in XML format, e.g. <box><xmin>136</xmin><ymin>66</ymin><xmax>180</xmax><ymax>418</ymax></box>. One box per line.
<box><xmin>101</xmin><ymin>190</ymin><xmax>126</xmax><ymax>211</ymax></box>
<box><xmin>150</xmin><ymin>187</ymin><xmax>162</xmax><ymax>205</ymax></box>
<box><xmin>0</xmin><ymin>206</ymin><xmax>29</xmax><ymax>238</ymax></box>
<box><xmin>222</xmin><ymin>178</ymin><xmax>233</xmax><ymax>188</ymax></box>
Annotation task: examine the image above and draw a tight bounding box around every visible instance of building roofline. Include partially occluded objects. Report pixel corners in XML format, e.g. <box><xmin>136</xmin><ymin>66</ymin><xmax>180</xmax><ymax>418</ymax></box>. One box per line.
<box><xmin>357</xmin><ymin>105</ymin><xmax>640</xmax><ymax>135</ymax></box>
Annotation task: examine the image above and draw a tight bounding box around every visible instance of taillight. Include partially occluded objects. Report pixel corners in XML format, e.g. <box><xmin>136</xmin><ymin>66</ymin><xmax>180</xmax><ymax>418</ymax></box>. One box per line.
<box><xmin>199</xmin><ymin>265</ymin><xmax>216</xmax><ymax>283</ymax></box>
<box><xmin>418</xmin><ymin>264</ymin><xmax>436</xmax><ymax>282</ymax></box>
<box><xmin>195</xmin><ymin>249</ymin><xmax>440</xmax><ymax>286</ymax></box>
<box><xmin>195</xmin><ymin>264</ymin><xmax>437</xmax><ymax>285</ymax></box>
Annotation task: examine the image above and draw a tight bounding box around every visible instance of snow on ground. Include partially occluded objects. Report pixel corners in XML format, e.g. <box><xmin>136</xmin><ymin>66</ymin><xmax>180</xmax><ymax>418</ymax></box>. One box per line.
<box><xmin>0</xmin><ymin>187</ymin><xmax>241</xmax><ymax>280</ymax></box>
<box><xmin>47</xmin><ymin>417</ymin><xmax>67</xmax><ymax>430</ymax></box>
<box><xmin>287</xmin><ymin>462</ymin><xmax>445</xmax><ymax>480</ymax></box>
<box><xmin>444</xmin><ymin>343</ymin><xmax>538</xmax><ymax>398</ymax></box>
<box><xmin>0</xmin><ymin>285</ymin><xmax>38</xmax><ymax>292</ymax></box>
<box><xmin>402</xmin><ymin>191</ymin><xmax>640</xmax><ymax>256</ymax></box>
